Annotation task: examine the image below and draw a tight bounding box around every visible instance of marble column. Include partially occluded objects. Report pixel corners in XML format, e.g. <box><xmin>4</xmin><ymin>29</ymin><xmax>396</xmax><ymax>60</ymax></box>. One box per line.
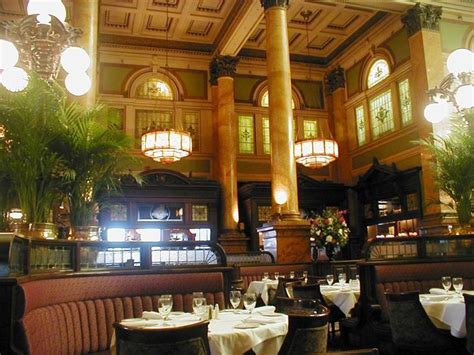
<box><xmin>209</xmin><ymin>56</ymin><xmax>248</xmax><ymax>252</ymax></box>
<box><xmin>72</xmin><ymin>0</ymin><xmax>99</xmax><ymax>107</ymax></box>
<box><xmin>258</xmin><ymin>0</ymin><xmax>310</xmax><ymax>263</ymax></box>
<box><xmin>327</xmin><ymin>67</ymin><xmax>352</xmax><ymax>185</ymax></box>
<box><xmin>402</xmin><ymin>4</ymin><xmax>453</xmax><ymax>234</ymax></box>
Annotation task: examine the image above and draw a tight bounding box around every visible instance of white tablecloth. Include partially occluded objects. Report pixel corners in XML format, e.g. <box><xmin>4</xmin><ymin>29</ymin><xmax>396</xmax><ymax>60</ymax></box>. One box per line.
<box><xmin>420</xmin><ymin>294</ymin><xmax>467</xmax><ymax>338</ymax></box>
<box><xmin>247</xmin><ymin>280</ymin><xmax>278</xmax><ymax>305</ymax></box>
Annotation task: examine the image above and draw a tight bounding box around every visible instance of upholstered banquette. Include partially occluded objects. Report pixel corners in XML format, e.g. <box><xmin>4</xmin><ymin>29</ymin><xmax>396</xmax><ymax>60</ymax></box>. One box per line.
<box><xmin>11</xmin><ymin>268</ymin><xmax>231</xmax><ymax>355</ymax></box>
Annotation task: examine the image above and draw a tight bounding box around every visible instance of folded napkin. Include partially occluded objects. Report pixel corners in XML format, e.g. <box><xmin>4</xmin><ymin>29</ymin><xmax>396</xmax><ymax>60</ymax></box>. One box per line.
<box><xmin>463</xmin><ymin>290</ymin><xmax>474</xmax><ymax>296</ymax></box>
<box><xmin>254</xmin><ymin>306</ymin><xmax>276</xmax><ymax>314</ymax></box>
<box><xmin>121</xmin><ymin>319</ymin><xmax>157</xmax><ymax>327</ymax></box>
<box><xmin>170</xmin><ymin>313</ymin><xmax>201</xmax><ymax>322</ymax></box>
<box><xmin>142</xmin><ymin>311</ymin><xmax>162</xmax><ymax>320</ymax></box>
<box><xmin>429</xmin><ymin>288</ymin><xmax>448</xmax><ymax>295</ymax></box>
<box><xmin>244</xmin><ymin>315</ymin><xmax>283</xmax><ymax>325</ymax></box>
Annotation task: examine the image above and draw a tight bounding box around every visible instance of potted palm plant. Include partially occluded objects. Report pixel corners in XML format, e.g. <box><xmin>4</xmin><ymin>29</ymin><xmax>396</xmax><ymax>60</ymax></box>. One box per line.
<box><xmin>0</xmin><ymin>76</ymin><xmax>64</xmax><ymax>238</ymax></box>
<box><xmin>54</xmin><ymin>103</ymin><xmax>140</xmax><ymax>240</ymax></box>
<box><xmin>420</xmin><ymin>112</ymin><xmax>474</xmax><ymax>231</ymax></box>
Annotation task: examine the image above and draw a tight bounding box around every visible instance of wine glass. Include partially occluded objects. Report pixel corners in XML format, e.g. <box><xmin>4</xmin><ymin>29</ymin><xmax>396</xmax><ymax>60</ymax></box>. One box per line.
<box><xmin>441</xmin><ymin>276</ymin><xmax>451</xmax><ymax>293</ymax></box>
<box><xmin>302</xmin><ymin>271</ymin><xmax>308</xmax><ymax>283</ymax></box>
<box><xmin>194</xmin><ymin>297</ymin><xmax>207</xmax><ymax>319</ymax></box>
<box><xmin>326</xmin><ymin>274</ymin><xmax>334</xmax><ymax>286</ymax></box>
<box><xmin>243</xmin><ymin>292</ymin><xmax>257</xmax><ymax>313</ymax></box>
<box><xmin>274</xmin><ymin>272</ymin><xmax>280</xmax><ymax>280</ymax></box>
<box><xmin>338</xmin><ymin>273</ymin><xmax>347</xmax><ymax>285</ymax></box>
<box><xmin>229</xmin><ymin>290</ymin><xmax>241</xmax><ymax>313</ymax></box>
<box><xmin>158</xmin><ymin>294</ymin><xmax>173</xmax><ymax>321</ymax></box>
<box><xmin>193</xmin><ymin>292</ymin><xmax>204</xmax><ymax>314</ymax></box>
<box><xmin>452</xmin><ymin>277</ymin><xmax>463</xmax><ymax>294</ymax></box>
<box><xmin>289</xmin><ymin>271</ymin><xmax>295</xmax><ymax>279</ymax></box>
<box><xmin>262</xmin><ymin>272</ymin><xmax>269</xmax><ymax>281</ymax></box>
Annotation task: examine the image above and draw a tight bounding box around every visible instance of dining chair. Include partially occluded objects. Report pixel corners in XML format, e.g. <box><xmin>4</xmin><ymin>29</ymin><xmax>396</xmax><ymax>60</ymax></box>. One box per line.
<box><xmin>278</xmin><ymin>300</ymin><xmax>330</xmax><ymax>355</ymax></box>
<box><xmin>113</xmin><ymin>320</ymin><xmax>210</xmax><ymax>355</ymax></box>
<box><xmin>306</xmin><ymin>275</ymin><xmax>328</xmax><ymax>285</ymax></box>
<box><xmin>385</xmin><ymin>292</ymin><xmax>464</xmax><ymax>354</ymax></box>
<box><xmin>292</xmin><ymin>283</ymin><xmax>345</xmax><ymax>340</ymax></box>
<box><xmin>269</xmin><ymin>277</ymin><xmax>304</xmax><ymax>305</ymax></box>
<box><xmin>465</xmin><ymin>293</ymin><xmax>474</xmax><ymax>354</ymax></box>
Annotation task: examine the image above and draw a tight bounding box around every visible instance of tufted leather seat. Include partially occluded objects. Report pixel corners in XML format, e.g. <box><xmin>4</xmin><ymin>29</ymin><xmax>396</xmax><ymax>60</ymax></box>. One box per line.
<box><xmin>13</xmin><ymin>271</ymin><xmax>228</xmax><ymax>355</ymax></box>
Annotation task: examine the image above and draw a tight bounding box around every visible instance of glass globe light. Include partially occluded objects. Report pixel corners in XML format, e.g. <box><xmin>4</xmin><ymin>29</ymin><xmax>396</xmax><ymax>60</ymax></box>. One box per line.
<box><xmin>27</xmin><ymin>0</ymin><xmax>67</xmax><ymax>23</ymax></box>
<box><xmin>1</xmin><ymin>67</ymin><xmax>29</xmax><ymax>92</ymax></box>
<box><xmin>447</xmin><ymin>48</ymin><xmax>474</xmax><ymax>75</ymax></box>
<box><xmin>65</xmin><ymin>72</ymin><xmax>91</xmax><ymax>96</ymax></box>
<box><xmin>454</xmin><ymin>84</ymin><xmax>474</xmax><ymax>110</ymax></box>
<box><xmin>424</xmin><ymin>101</ymin><xmax>452</xmax><ymax>123</ymax></box>
<box><xmin>60</xmin><ymin>47</ymin><xmax>91</xmax><ymax>73</ymax></box>
<box><xmin>0</xmin><ymin>40</ymin><xmax>19</xmax><ymax>70</ymax></box>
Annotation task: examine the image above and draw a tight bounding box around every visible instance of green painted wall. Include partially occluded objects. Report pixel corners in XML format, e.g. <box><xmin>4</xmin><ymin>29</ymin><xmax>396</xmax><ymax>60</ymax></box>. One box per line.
<box><xmin>234</xmin><ymin>75</ymin><xmax>262</xmax><ymax>103</ymax></box>
<box><xmin>172</xmin><ymin>70</ymin><xmax>208</xmax><ymax>99</ymax></box>
<box><xmin>395</xmin><ymin>154</ymin><xmax>422</xmax><ymax>171</ymax></box>
<box><xmin>346</xmin><ymin>60</ymin><xmax>363</xmax><ymax>97</ymax></box>
<box><xmin>237</xmin><ymin>160</ymin><xmax>271</xmax><ymax>174</ymax></box>
<box><xmin>384</xmin><ymin>29</ymin><xmax>410</xmax><ymax>65</ymax></box>
<box><xmin>100</xmin><ymin>65</ymin><xmax>139</xmax><ymax>94</ymax></box>
<box><xmin>298</xmin><ymin>165</ymin><xmax>330</xmax><ymax>177</ymax></box>
<box><xmin>147</xmin><ymin>159</ymin><xmax>211</xmax><ymax>173</ymax></box>
<box><xmin>293</xmin><ymin>80</ymin><xmax>325</xmax><ymax>109</ymax></box>
<box><xmin>352</xmin><ymin>131</ymin><xmax>419</xmax><ymax>169</ymax></box>
<box><xmin>440</xmin><ymin>21</ymin><xmax>470</xmax><ymax>53</ymax></box>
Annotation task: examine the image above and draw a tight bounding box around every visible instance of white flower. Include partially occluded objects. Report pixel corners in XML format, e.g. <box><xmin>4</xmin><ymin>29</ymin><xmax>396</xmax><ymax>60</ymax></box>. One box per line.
<box><xmin>328</xmin><ymin>218</ymin><xmax>333</xmax><ymax>224</ymax></box>
<box><xmin>316</xmin><ymin>230</ymin><xmax>321</xmax><ymax>236</ymax></box>
<box><xmin>326</xmin><ymin>235</ymin><xmax>333</xmax><ymax>243</ymax></box>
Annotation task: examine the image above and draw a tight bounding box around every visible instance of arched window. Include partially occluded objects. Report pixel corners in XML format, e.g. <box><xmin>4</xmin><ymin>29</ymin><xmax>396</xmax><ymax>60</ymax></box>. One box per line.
<box><xmin>367</xmin><ymin>59</ymin><xmax>390</xmax><ymax>88</ymax></box>
<box><xmin>136</xmin><ymin>78</ymin><xmax>174</xmax><ymax>100</ymax></box>
<box><xmin>260</xmin><ymin>90</ymin><xmax>295</xmax><ymax>109</ymax></box>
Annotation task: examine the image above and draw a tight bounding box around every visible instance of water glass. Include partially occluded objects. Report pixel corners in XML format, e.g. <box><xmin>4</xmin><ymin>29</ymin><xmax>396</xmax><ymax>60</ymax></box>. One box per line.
<box><xmin>302</xmin><ymin>271</ymin><xmax>308</xmax><ymax>282</ymax></box>
<box><xmin>229</xmin><ymin>290</ymin><xmax>241</xmax><ymax>312</ymax></box>
<box><xmin>243</xmin><ymin>292</ymin><xmax>257</xmax><ymax>313</ymax></box>
<box><xmin>349</xmin><ymin>279</ymin><xmax>359</xmax><ymax>289</ymax></box>
<box><xmin>192</xmin><ymin>292</ymin><xmax>205</xmax><ymax>314</ymax></box>
<box><xmin>326</xmin><ymin>274</ymin><xmax>334</xmax><ymax>286</ymax></box>
<box><xmin>441</xmin><ymin>276</ymin><xmax>451</xmax><ymax>292</ymax></box>
<box><xmin>452</xmin><ymin>277</ymin><xmax>463</xmax><ymax>294</ymax></box>
<box><xmin>338</xmin><ymin>273</ymin><xmax>347</xmax><ymax>285</ymax></box>
<box><xmin>274</xmin><ymin>272</ymin><xmax>280</xmax><ymax>280</ymax></box>
<box><xmin>262</xmin><ymin>272</ymin><xmax>269</xmax><ymax>281</ymax></box>
<box><xmin>158</xmin><ymin>294</ymin><xmax>173</xmax><ymax>320</ymax></box>
<box><xmin>289</xmin><ymin>271</ymin><xmax>295</xmax><ymax>279</ymax></box>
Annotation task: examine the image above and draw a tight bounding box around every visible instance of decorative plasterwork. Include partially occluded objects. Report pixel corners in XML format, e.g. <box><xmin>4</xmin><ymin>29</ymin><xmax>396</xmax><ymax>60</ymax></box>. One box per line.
<box><xmin>260</xmin><ymin>0</ymin><xmax>290</xmax><ymax>11</ymax></box>
<box><xmin>326</xmin><ymin>66</ymin><xmax>346</xmax><ymax>94</ymax></box>
<box><xmin>209</xmin><ymin>55</ymin><xmax>239</xmax><ymax>84</ymax></box>
<box><xmin>401</xmin><ymin>3</ymin><xmax>442</xmax><ymax>37</ymax></box>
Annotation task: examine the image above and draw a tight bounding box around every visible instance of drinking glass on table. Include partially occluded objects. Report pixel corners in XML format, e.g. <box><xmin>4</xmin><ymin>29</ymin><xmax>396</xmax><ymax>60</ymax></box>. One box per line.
<box><xmin>158</xmin><ymin>294</ymin><xmax>173</xmax><ymax>321</ymax></box>
<box><xmin>262</xmin><ymin>272</ymin><xmax>269</xmax><ymax>281</ymax></box>
<box><xmin>338</xmin><ymin>273</ymin><xmax>347</xmax><ymax>285</ymax></box>
<box><xmin>302</xmin><ymin>271</ymin><xmax>308</xmax><ymax>283</ymax></box>
<box><xmin>452</xmin><ymin>277</ymin><xmax>463</xmax><ymax>294</ymax></box>
<box><xmin>243</xmin><ymin>292</ymin><xmax>257</xmax><ymax>313</ymax></box>
<box><xmin>194</xmin><ymin>298</ymin><xmax>207</xmax><ymax>319</ymax></box>
<box><xmin>290</xmin><ymin>271</ymin><xmax>295</xmax><ymax>279</ymax></box>
<box><xmin>274</xmin><ymin>272</ymin><xmax>280</xmax><ymax>280</ymax></box>
<box><xmin>192</xmin><ymin>292</ymin><xmax>205</xmax><ymax>314</ymax></box>
<box><xmin>441</xmin><ymin>276</ymin><xmax>452</xmax><ymax>292</ymax></box>
<box><xmin>326</xmin><ymin>274</ymin><xmax>334</xmax><ymax>286</ymax></box>
<box><xmin>229</xmin><ymin>290</ymin><xmax>241</xmax><ymax>312</ymax></box>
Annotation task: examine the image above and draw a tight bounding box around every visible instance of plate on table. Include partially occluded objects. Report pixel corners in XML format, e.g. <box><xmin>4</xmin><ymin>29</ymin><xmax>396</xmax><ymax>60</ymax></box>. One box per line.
<box><xmin>121</xmin><ymin>318</ymin><xmax>144</xmax><ymax>323</ymax></box>
<box><xmin>234</xmin><ymin>322</ymin><xmax>260</xmax><ymax>329</ymax></box>
<box><xmin>170</xmin><ymin>311</ymin><xmax>185</xmax><ymax>316</ymax></box>
<box><xmin>261</xmin><ymin>312</ymin><xmax>284</xmax><ymax>317</ymax></box>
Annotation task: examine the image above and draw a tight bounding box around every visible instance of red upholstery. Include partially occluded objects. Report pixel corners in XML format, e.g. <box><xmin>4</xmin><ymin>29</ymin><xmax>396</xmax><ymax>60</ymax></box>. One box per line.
<box><xmin>238</xmin><ymin>264</ymin><xmax>312</xmax><ymax>290</ymax></box>
<box><xmin>373</xmin><ymin>261</ymin><xmax>474</xmax><ymax>314</ymax></box>
<box><xmin>16</xmin><ymin>272</ymin><xmax>226</xmax><ymax>355</ymax></box>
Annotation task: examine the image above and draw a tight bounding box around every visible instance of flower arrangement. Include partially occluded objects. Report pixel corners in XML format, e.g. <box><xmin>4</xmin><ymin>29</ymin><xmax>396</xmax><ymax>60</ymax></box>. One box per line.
<box><xmin>310</xmin><ymin>208</ymin><xmax>350</xmax><ymax>249</ymax></box>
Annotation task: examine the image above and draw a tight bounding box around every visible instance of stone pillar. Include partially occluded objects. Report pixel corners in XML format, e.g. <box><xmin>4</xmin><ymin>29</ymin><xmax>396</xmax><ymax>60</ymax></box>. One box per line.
<box><xmin>72</xmin><ymin>0</ymin><xmax>99</xmax><ymax>107</ymax></box>
<box><xmin>209</xmin><ymin>56</ymin><xmax>248</xmax><ymax>252</ymax></box>
<box><xmin>326</xmin><ymin>67</ymin><xmax>352</xmax><ymax>185</ymax></box>
<box><xmin>258</xmin><ymin>0</ymin><xmax>310</xmax><ymax>263</ymax></box>
<box><xmin>402</xmin><ymin>3</ymin><xmax>453</xmax><ymax>234</ymax></box>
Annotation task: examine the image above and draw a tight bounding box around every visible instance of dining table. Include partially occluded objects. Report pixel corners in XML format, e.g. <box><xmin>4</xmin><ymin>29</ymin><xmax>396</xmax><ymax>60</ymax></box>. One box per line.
<box><xmin>111</xmin><ymin>307</ymin><xmax>288</xmax><ymax>355</ymax></box>
<box><xmin>420</xmin><ymin>292</ymin><xmax>471</xmax><ymax>338</ymax></box>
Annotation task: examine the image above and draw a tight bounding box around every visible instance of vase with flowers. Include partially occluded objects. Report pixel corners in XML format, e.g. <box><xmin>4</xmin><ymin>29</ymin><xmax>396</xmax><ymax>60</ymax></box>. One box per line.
<box><xmin>310</xmin><ymin>208</ymin><xmax>350</xmax><ymax>260</ymax></box>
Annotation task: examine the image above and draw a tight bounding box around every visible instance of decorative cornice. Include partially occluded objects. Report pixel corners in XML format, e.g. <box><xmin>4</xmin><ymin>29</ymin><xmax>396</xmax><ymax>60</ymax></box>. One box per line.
<box><xmin>401</xmin><ymin>3</ymin><xmax>442</xmax><ymax>37</ymax></box>
<box><xmin>260</xmin><ymin>0</ymin><xmax>290</xmax><ymax>11</ymax></box>
<box><xmin>209</xmin><ymin>55</ymin><xmax>239</xmax><ymax>84</ymax></box>
<box><xmin>326</xmin><ymin>66</ymin><xmax>345</xmax><ymax>94</ymax></box>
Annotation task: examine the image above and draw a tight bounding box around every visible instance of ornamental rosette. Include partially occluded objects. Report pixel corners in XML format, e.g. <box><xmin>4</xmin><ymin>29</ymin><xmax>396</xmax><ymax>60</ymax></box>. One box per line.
<box><xmin>309</xmin><ymin>208</ymin><xmax>350</xmax><ymax>249</ymax></box>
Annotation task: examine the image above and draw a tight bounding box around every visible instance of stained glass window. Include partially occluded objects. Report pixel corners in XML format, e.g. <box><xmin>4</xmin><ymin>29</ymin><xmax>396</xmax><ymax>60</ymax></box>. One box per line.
<box><xmin>262</xmin><ymin>117</ymin><xmax>271</xmax><ymax>155</ymax></box>
<box><xmin>261</xmin><ymin>90</ymin><xmax>295</xmax><ymax>109</ymax></box>
<box><xmin>239</xmin><ymin>115</ymin><xmax>255</xmax><ymax>154</ymax></box>
<box><xmin>367</xmin><ymin>59</ymin><xmax>390</xmax><ymax>88</ymax></box>
<box><xmin>136</xmin><ymin>78</ymin><xmax>174</xmax><ymax>99</ymax></box>
<box><xmin>355</xmin><ymin>106</ymin><xmax>366</xmax><ymax>146</ymax></box>
<box><xmin>370</xmin><ymin>90</ymin><xmax>394</xmax><ymax>139</ymax></box>
<box><xmin>398</xmin><ymin>79</ymin><xmax>412</xmax><ymax>126</ymax></box>
<box><xmin>135</xmin><ymin>110</ymin><xmax>173</xmax><ymax>139</ymax></box>
<box><xmin>184</xmin><ymin>112</ymin><xmax>200</xmax><ymax>152</ymax></box>
<box><xmin>303</xmin><ymin>120</ymin><xmax>317</xmax><ymax>139</ymax></box>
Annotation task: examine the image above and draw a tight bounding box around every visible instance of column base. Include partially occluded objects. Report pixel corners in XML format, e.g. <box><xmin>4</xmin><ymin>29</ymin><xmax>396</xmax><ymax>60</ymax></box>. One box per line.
<box><xmin>420</xmin><ymin>212</ymin><xmax>458</xmax><ymax>236</ymax></box>
<box><xmin>257</xmin><ymin>219</ymin><xmax>311</xmax><ymax>263</ymax></box>
<box><xmin>218</xmin><ymin>230</ymin><xmax>249</xmax><ymax>253</ymax></box>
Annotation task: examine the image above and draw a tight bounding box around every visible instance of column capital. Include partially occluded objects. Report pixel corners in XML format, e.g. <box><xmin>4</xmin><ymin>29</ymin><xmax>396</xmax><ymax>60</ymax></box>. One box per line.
<box><xmin>209</xmin><ymin>55</ymin><xmax>239</xmax><ymax>85</ymax></box>
<box><xmin>401</xmin><ymin>3</ymin><xmax>442</xmax><ymax>37</ymax></box>
<box><xmin>326</xmin><ymin>66</ymin><xmax>345</xmax><ymax>94</ymax></box>
<box><xmin>260</xmin><ymin>0</ymin><xmax>290</xmax><ymax>11</ymax></box>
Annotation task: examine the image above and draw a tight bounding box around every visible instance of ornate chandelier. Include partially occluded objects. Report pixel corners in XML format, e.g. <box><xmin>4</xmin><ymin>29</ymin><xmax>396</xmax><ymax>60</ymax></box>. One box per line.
<box><xmin>140</xmin><ymin>0</ymin><xmax>192</xmax><ymax>164</ymax></box>
<box><xmin>294</xmin><ymin>10</ymin><xmax>339</xmax><ymax>169</ymax></box>
<box><xmin>0</xmin><ymin>0</ymin><xmax>91</xmax><ymax>95</ymax></box>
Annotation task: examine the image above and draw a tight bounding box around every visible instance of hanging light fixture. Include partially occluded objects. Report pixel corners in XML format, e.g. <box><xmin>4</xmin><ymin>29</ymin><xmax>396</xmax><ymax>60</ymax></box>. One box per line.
<box><xmin>140</xmin><ymin>0</ymin><xmax>192</xmax><ymax>164</ymax></box>
<box><xmin>0</xmin><ymin>0</ymin><xmax>91</xmax><ymax>95</ymax></box>
<box><xmin>294</xmin><ymin>10</ymin><xmax>339</xmax><ymax>169</ymax></box>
